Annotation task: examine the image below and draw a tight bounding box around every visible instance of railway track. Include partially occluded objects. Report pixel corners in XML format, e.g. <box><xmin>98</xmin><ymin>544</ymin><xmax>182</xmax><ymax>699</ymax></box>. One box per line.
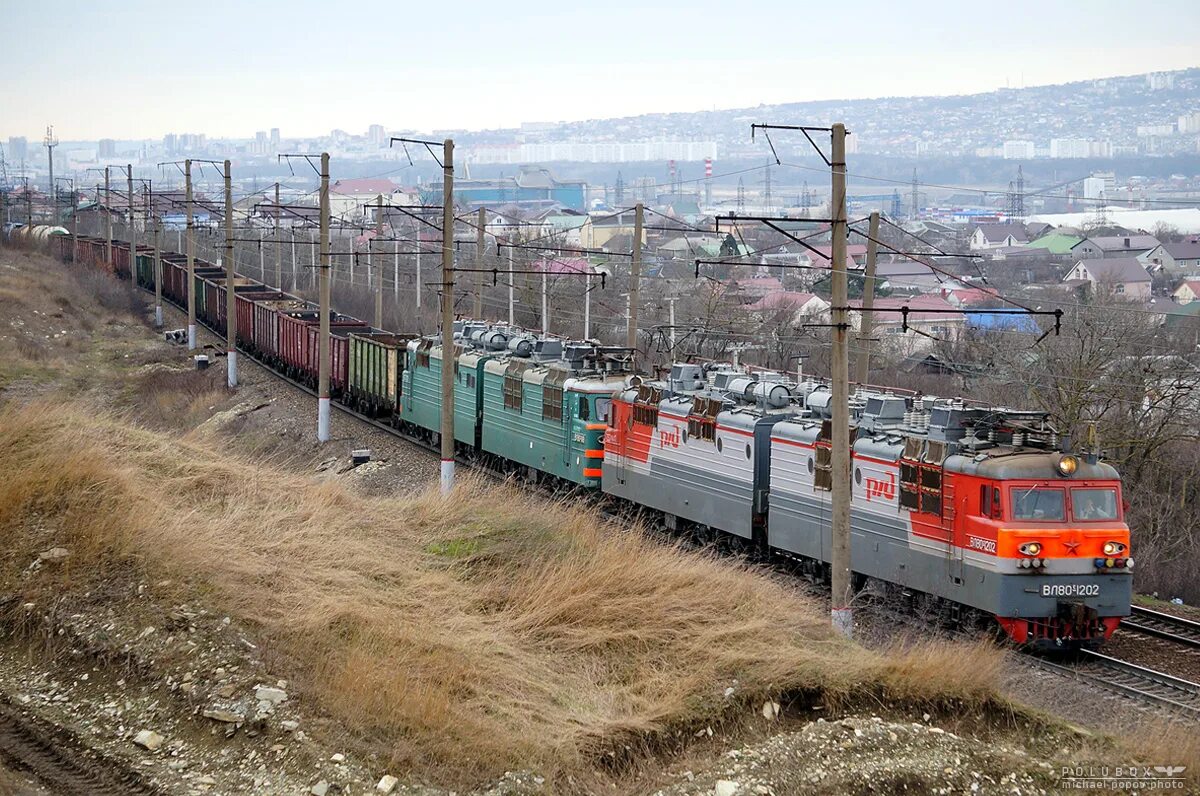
<box><xmin>1025</xmin><ymin>649</ymin><xmax>1200</xmax><ymax>719</ymax></box>
<box><xmin>1123</xmin><ymin>605</ymin><xmax>1200</xmax><ymax>649</ymax></box>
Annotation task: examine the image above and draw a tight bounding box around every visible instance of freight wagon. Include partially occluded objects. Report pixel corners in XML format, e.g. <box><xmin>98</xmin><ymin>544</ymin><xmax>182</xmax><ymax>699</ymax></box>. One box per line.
<box><xmin>345</xmin><ymin>333</ymin><xmax>417</xmax><ymax>418</ymax></box>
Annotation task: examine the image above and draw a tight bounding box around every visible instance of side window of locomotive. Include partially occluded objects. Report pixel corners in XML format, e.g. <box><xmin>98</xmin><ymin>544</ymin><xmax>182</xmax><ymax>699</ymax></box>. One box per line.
<box><xmin>578</xmin><ymin>395</ymin><xmax>590</xmax><ymax>421</ymax></box>
<box><xmin>595</xmin><ymin>398</ymin><xmax>611</xmax><ymax>423</ymax></box>
<box><xmin>1011</xmin><ymin>487</ymin><xmax>1065</xmax><ymax>522</ymax></box>
<box><xmin>1071</xmin><ymin>487</ymin><xmax>1119</xmax><ymax>521</ymax></box>
<box><xmin>980</xmin><ymin>485</ymin><xmax>1003</xmax><ymax>519</ymax></box>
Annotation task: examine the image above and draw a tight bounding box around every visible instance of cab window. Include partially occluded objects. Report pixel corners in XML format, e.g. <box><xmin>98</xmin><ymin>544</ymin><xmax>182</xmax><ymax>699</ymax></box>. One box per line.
<box><xmin>1011</xmin><ymin>487</ymin><xmax>1065</xmax><ymax>522</ymax></box>
<box><xmin>595</xmin><ymin>398</ymin><xmax>611</xmax><ymax>423</ymax></box>
<box><xmin>1072</xmin><ymin>487</ymin><xmax>1119</xmax><ymax>521</ymax></box>
<box><xmin>980</xmin><ymin>484</ymin><xmax>1002</xmax><ymax>519</ymax></box>
<box><xmin>578</xmin><ymin>395</ymin><xmax>589</xmax><ymax>421</ymax></box>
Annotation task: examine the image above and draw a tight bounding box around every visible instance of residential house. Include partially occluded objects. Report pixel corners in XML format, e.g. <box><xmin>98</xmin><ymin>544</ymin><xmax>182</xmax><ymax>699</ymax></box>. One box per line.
<box><xmin>327</xmin><ymin>178</ymin><xmax>403</xmax><ymax>221</ymax></box>
<box><xmin>847</xmin><ymin>295</ymin><xmax>965</xmax><ymax>355</ymax></box>
<box><xmin>969</xmin><ymin>223</ymin><xmax>1029</xmax><ymax>250</ymax></box>
<box><xmin>723</xmin><ymin>276</ymin><xmax>784</xmax><ymax>304</ymax></box>
<box><xmin>538</xmin><ymin>212</ymin><xmax>591</xmax><ymax>247</ymax></box>
<box><xmin>745</xmin><ymin>292</ymin><xmax>830</xmax><ymax>325</ymax></box>
<box><xmin>1062</xmin><ymin>257</ymin><xmax>1152</xmax><ymax>299</ymax></box>
<box><xmin>1171</xmin><ymin>279</ymin><xmax>1200</xmax><ymax>304</ymax></box>
<box><xmin>1141</xmin><ymin>239</ymin><xmax>1200</xmax><ymax>273</ymax></box>
<box><xmin>1025</xmin><ymin>232</ymin><xmax>1102</xmax><ymax>259</ymax></box>
<box><xmin>874</xmin><ymin>259</ymin><xmax>955</xmax><ymax>294</ymax></box>
<box><xmin>584</xmin><ymin>209</ymin><xmax>648</xmax><ymax>249</ymax></box>
<box><xmin>1091</xmin><ymin>234</ymin><xmax>1160</xmax><ymax>259</ymax></box>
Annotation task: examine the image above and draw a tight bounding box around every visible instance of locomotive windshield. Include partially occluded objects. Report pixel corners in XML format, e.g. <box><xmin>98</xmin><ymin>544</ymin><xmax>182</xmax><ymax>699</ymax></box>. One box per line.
<box><xmin>1072</xmin><ymin>487</ymin><xmax>1119</xmax><ymax>521</ymax></box>
<box><xmin>578</xmin><ymin>396</ymin><xmax>612</xmax><ymax>423</ymax></box>
<box><xmin>1011</xmin><ymin>487</ymin><xmax>1066</xmax><ymax>521</ymax></box>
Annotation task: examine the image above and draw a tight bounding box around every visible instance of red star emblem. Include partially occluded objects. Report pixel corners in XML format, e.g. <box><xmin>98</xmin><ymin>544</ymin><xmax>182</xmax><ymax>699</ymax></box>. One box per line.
<box><xmin>1062</xmin><ymin>540</ymin><xmax>1081</xmax><ymax>554</ymax></box>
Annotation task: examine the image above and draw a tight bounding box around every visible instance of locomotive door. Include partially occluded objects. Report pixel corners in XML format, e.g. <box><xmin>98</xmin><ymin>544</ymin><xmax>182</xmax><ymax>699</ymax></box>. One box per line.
<box><xmin>941</xmin><ymin>482</ymin><xmax>963</xmax><ymax>583</ymax></box>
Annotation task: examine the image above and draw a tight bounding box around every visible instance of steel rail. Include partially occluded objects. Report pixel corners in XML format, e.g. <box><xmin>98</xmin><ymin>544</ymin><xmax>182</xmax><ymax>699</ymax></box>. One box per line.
<box><xmin>1124</xmin><ymin>606</ymin><xmax>1200</xmax><ymax>649</ymax></box>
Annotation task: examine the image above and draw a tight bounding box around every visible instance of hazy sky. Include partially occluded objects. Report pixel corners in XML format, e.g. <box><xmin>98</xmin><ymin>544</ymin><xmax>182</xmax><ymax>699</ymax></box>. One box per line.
<box><xmin>3</xmin><ymin>0</ymin><xmax>1199</xmax><ymax>141</ymax></box>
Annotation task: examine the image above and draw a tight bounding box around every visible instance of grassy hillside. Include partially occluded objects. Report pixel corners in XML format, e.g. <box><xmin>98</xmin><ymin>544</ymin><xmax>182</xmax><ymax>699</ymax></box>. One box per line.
<box><xmin>0</xmin><ymin>400</ymin><xmax>1019</xmax><ymax>788</ymax></box>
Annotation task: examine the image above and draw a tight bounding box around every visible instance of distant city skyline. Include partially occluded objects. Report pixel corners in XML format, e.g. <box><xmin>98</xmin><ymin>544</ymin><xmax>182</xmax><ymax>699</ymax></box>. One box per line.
<box><xmin>2</xmin><ymin>0</ymin><xmax>1199</xmax><ymax>141</ymax></box>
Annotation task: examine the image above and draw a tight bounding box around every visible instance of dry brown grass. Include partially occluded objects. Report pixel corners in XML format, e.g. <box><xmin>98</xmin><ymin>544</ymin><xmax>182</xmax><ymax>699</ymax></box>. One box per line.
<box><xmin>0</xmin><ymin>401</ymin><xmax>1024</xmax><ymax>788</ymax></box>
<box><xmin>0</xmin><ymin>247</ymin><xmax>148</xmax><ymax>388</ymax></box>
<box><xmin>127</xmin><ymin>366</ymin><xmax>231</xmax><ymax>429</ymax></box>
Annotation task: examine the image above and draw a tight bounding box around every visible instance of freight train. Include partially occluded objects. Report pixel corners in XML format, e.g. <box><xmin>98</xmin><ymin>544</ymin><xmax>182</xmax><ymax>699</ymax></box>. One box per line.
<box><xmin>52</xmin><ymin>233</ymin><xmax>1133</xmax><ymax>649</ymax></box>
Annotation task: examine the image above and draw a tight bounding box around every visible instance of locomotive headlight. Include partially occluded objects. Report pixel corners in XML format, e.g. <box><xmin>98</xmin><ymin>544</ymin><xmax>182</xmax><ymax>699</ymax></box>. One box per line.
<box><xmin>1125</xmin><ymin>557</ymin><xmax>1135</xmax><ymax>569</ymax></box>
<box><xmin>1103</xmin><ymin>541</ymin><xmax>1126</xmax><ymax>556</ymax></box>
<box><xmin>1018</xmin><ymin>541</ymin><xmax>1042</xmax><ymax>556</ymax></box>
<box><xmin>1057</xmin><ymin>455</ymin><xmax>1078</xmax><ymax>476</ymax></box>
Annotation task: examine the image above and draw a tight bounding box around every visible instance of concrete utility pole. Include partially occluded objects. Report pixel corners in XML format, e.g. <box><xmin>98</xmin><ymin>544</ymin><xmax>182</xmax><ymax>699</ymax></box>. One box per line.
<box><xmin>829</xmin><ymin>122</ymin><xmax>853</xmax><ymax>639</ymax></box>
<box><xmin>541</xmin><ymin>267</ymin><xmax>548</xmax><ymax>334</ymax></box>
<box><xmin>584</xmin><ymin>272</ymin><xmax>592</xmax><ymax>340</ymax></box>
<box><xmin>854</xmin><ymin>211</ymin><xmax>880</xmax><ymax>386</ymax></box>
<box><xmin>666</xmin><ymin>296</ymin><xmax>679</xmax><ymax>352</ymax></box>
<box><xmin>317</xmin><ymin>152</ymin><xmax>332</xmax><ymax>442</ymax></box>
<box><xmin>415</xmin><ymin>245</ymin><xmax>422</xmax><ymax>312</ymax></box>
<box><xmin>439</xmin><ymin>139</ymin><xmax>456</xmax><ymax>493</ymax></box>
<box><xmin>626</xmin><ymin>202</ymin><xmax>643</xmax><ymax>352</ymax></box>
<box><xmin>127</xmin><ymin>164</ymin><xmax>135</xmax><ymax>297</ymax></box>
<box><xmin>153</xmin><ymin>192</ymin><xmax>163</xmax><ymax>328</ymax></box>
<box><xmin>186</xmin><ymin>160</ymin><xmax>196</xmax><ymax>350</ymax></box>
<box><xmin>474</xmin><ymin>206</ymin><xmax>486</xmax><ymax>318</ymax></box>
<box><xmin>105</xmin><ymin>168</ymin><xmax>113</xmax><ymax>264</ymax></box>
<box><xmin>224</xmin><ymin>160</ymin><xmax>237</xmax><ymax>388</ymax></box>
<box><xmin>507</xmin><ymin>245</ymin><xmax>515</xmax><ymax>326</ymax></box>
<box><xmin>69</xmin><ymin>182</ymin><xmax>77</xmax><ymax>259</ymax></box>
<box><xmin>374</xmin><ymin>194</ymin><xmax>384</xmax><ymax>328</ymax></box>
<box><xmin>274</xmin><ymin>182</ymin><xmax>282</xmax><ymax>290</ymax></box>
<box><xmin>44</xmin><ymin>126</ymin><xmax>57</xmax><ymax>224</ymax></box>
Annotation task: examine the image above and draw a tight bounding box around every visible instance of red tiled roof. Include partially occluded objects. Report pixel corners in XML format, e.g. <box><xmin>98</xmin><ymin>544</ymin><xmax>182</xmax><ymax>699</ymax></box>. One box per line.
<box><xmin>747</xmin><ymin>291</ymin><xmax>822</xmax><ymax>312</ymax></box>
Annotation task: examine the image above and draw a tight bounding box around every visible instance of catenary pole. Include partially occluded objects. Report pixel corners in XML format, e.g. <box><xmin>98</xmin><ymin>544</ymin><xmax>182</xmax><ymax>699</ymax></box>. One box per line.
<box><xmin>626</xmin><ymin>202</ymin><xmax>643</xmax><ymax>352</ymax></box>
<box><xmin>105</xmin><ymin>167</ymin><xmax>112</xmax><ymax>264</ymax></box>
<box><xmin>317</xmin><ymin>153</ymin><xmax>332</xmax><ymax>442</ymax></box>
<box><xmin>474</xmin><ymin>206</ymin><xmax>485</xmax><ymax>318</ymax></box>
<box><xmin>127</xmin><ymin>164</ymin><xmax>136</xmax><ymax>309</ymax></box>
<box><xmin>439</xmin><ymin>139</ymin><xmax>456</xmax><ymax>493</ymax></box>
<box><xmin>224</xmin><ymin>159</ymin><xmax>237</xmax><ymax>387</ymax></box>
<box><xmin>185</xmin><ymin>160</ymin><xmax>196</xmax><ymax>349</ymax></box>
<box><xmin>854</xmin><ymin>211</ymin><xmax>880</xmax><ymax>386</ymax></box>
<box><xmin>274</xmin><ymin>182</ymin><xmax>282</xmax><ymax>290</ymax></box>
<box><xmin>584</xmin><ymin>274</ymin><xmax>591</xmax><ymax>340</ymax></box>
<box><xmin>830</xmin><ymin>122</ymin><xmax>853</xmax><ymax>639</ymax></box>
<box><xmin>507</xmin><ymin>245</ymin><xmax>514</xmax><ymax>326</ymax></box>
<box><xmin>374</xmin><ymin>193</ymin><xmax>384</xmax><ymax>328</ymax></box>
<box><xmin>154</xmin><ymin>204</ymin><xmax>163</xmax><ymax>328</ymax></box>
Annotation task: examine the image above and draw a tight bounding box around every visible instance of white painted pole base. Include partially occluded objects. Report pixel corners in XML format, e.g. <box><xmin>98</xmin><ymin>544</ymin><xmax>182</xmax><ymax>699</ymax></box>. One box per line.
<box><xmin>831</xmin><ymin>607</ymin><xmax>853</xmax><ymax>639</ymax></box>
<box><xmin>227</xmin><ymin>350</ymin><xmax>238</xmax><ymax>388</ymax></box>
<box><xmin>187</xmin><ymin>324</ymin><xmax>197</xmax><ymax>350</ymax></box>
<box><xmin>154</xmin><ymin>305</ymin><xmax>163</xmax><ymax>328</ymax></box>
<box><xmin>317</xmin><ymin>397</ymin><xmax>331</xmax><ymax>442</ymax></box>
<box><xmin>440</xmin><ymin>459</ymin><xmax>455</xmax><ymax>494</ymax></box>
